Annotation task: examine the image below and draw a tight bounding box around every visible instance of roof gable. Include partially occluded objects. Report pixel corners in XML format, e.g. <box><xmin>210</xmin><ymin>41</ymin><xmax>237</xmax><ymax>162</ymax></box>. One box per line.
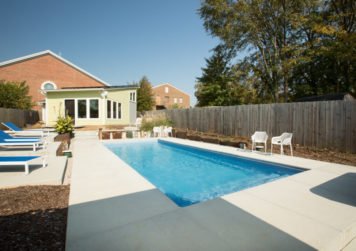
<box><xmin>153</xmin><ymin>83</ymin><xmax>190</xmax><ymax>97</ymax></box>
<box><xmin>0</xmin><ymin>50</ymin><xmax>109</xmax><ymax>86</ymax></box>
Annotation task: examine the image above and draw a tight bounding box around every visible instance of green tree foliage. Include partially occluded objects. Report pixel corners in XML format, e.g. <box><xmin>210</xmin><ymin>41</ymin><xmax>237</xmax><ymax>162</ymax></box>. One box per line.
<box><xmin>199</xmin><ymin>0</ymin><xmax>355</xmax><ymax>103</ymax></box>
<box><xmin>290</xmin><ymin>0</ymin><xmax>356</xmax><ymax>98</ymax></box>
<box><xmin>0</xmin><ymin>80</ymin><xmax>34</xmax><ymax>109</ymax></box>
<box><xmin>137</xmin><ymin>76</ymin><xmax>155</xmax><ymax>113</ymax></box>
<box><xmin>195</xmin><ymin>45</ymin><xmax>256</xmax><ymax>106</ymax></box>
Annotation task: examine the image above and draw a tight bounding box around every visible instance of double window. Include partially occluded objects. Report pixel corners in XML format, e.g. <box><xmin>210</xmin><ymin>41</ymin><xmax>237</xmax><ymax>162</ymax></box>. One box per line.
<box><xmin>77</xmin><ymin>99</ymin><xmax>99</xmax><ymax>119</ymax></box>
<box><xmin>107</xmin><ymin>100</ymin><xmax>121</xmax><ymax>119</ymax></box>
<box><xmin>130</xmin><ymin>92</ymin><xmax>136</xmax><ymax>102</ymax></box>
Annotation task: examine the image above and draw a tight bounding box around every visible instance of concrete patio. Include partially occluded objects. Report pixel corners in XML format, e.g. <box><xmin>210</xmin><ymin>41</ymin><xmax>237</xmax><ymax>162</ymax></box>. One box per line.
<box><xmin>67</xmin><ymin>136</ymin><xmax>356</xmax><ymax>250</ymax></box>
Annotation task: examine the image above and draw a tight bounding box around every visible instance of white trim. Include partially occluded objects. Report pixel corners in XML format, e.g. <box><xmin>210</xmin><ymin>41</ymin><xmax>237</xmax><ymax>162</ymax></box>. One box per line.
<box><xmin>0</xmin><ymin>50</ymin><xmax>109</xmax><ymax>86</ymax></box>
<box><xmin>48</xmin><ymin>88</ymin><xmax>105</xmax><ymax>93</ymax></box>
<box><xmin>106</xmin><ymin>99</ymin><xmax>122</xmax><ymax>120</ymax></box>
<box><xmin>153</xmin><ymin>83</ymin><xmax>190</xmax><ymax>97</ymax></box>
<box><xmin>44</xmin><ymin>86</ymin><xmax>138</xmax><ymax>93</ymax></box>
<box><xmin>76</xmin><ymin>98</ymin><xmax>101</xmax><ymax>120</ymax></box>
<box><xmin>118</xmin><ymin>102</ymin><xmax>122</xmax><ymax>119</ymax></box>
<box><xmin>41</xmin><ymin>81</ymin><xmax>57</xmax><ymax>90</ymax></box>
<box><xmin>129</xmin><ymin>91</ymin><xmax>136</xmax><ymax>102</ymax></box>
<box><xmin>45</xmin><ymin>97</ymin><xmax>49</xmax><ymax>126</ymax></box>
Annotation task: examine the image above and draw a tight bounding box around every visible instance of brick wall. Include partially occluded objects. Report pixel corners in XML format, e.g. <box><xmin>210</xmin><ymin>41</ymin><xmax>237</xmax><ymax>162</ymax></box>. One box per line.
<box><xmin>152</xmin><ymin>84</ymin><xmax>190</xmax><ymax>109</ymax></box>
<box><xmin>0</xmin><ymin>54</ymin><xmax>106</xmax><ymax>110</ymax></box>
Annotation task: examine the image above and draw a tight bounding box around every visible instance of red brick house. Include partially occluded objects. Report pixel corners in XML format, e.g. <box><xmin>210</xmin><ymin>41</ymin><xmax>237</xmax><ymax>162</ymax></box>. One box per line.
<box><xmin>152</xmin><ymin>83</ymin><xmax>190</xmax><ymax>109</ymax></box>
<box><xmin>0</xmin><ymin>50</ymin><xmax>108</xmax><ymax>119</ymax></box>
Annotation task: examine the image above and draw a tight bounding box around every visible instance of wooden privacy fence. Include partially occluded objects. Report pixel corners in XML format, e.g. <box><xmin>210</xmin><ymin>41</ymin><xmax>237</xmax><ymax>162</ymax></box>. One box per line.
<box><xmin>0</xmin><ymin>108</ymin><xmax>39</xmax><ymax>128</ymax></box>
<box><xmin>146</xmin><ymin>101</ymin><xmax>356</xmax><ymax>153</ymax></box>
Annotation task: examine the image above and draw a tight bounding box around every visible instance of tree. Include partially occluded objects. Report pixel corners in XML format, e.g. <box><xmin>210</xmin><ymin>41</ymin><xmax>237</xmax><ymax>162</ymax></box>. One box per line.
<box><xmin>195</xmin><ymin>45</ymin><xmax>233</xmax><ymax>106</ymax></box>
<box><xmin>289</xmin><ymin>0</ymin><xmax>356</xmax><ymax>98</ymax></box>
<box><xmin>195</xmin><ymin>45</ymin><xmax>256</xmax><ymax>106</ymax></box>
<box><xmin>200</xmin><ymin>0</ymin><xmax>310</xmax><ymax>102</ymax></box>
<box><xmin>199</xmin><ymin>0</ymin><xmax>355</xmax><ymax>102</ymax></box>
<box><xmin>137</xmin><ymin>76</ymin><xmax>155</xmax><ymax>113</ymax></box>
<box><xmin>0</xmin><ymin>80</ymin><xmax>33</xmax><ymax>109</ymax></box>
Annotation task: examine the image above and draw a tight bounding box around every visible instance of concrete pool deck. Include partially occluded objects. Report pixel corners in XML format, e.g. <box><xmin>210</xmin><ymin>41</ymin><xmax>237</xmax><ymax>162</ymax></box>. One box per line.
<box><xmin>66</xmin><ymin>137</ymin><xmax>356</xmax><ymax>250</ymax></box>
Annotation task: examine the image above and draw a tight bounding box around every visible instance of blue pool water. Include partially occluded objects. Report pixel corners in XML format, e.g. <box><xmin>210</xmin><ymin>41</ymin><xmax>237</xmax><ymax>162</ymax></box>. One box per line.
<box><xmin>105</xmin><ymin>140</ymin><xmax>303</xmax><ymax>207</ymax></box>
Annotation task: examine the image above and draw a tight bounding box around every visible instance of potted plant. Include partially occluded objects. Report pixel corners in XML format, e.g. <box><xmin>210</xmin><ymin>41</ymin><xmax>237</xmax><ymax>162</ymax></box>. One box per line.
<box><xmin>55</xmin><ymin>115</ymin><xmax>74</xmax><ymax>136</ymax></box>
<box><xmin>54</xmin><ymin>116</ymin><xmax>74</xmax><ymax>156</ymax></box>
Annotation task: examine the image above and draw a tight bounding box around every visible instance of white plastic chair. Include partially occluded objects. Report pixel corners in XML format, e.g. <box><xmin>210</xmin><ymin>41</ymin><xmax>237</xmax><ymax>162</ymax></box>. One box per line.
<box><xmin>271</xmin><ymin>133</ymin><xmax>293</xmax><ymax>156</ymax></box>
<box><xmin>135</xmin><ymin>118</ymin><xmax>142</xmax><ymax>128</ymax></box>
<box><xmin>251</xmin><ymin>131</ymin><xmax>268</xmax><ymax>152</ymax></box>
<box><xmin>153</xmin><ymin>126</ymin><xmax>162</xmax><ymax>137</ymax></box>
<box><xmin>163</xmin><ymin>127</ymin><xmax>172</xmax><ymax>137</ymax></box>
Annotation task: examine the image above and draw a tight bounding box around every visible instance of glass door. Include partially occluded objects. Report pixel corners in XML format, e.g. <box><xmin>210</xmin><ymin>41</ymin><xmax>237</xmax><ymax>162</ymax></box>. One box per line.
<box><xmin>64</xmin><ymin>99</ymin><xmax>75</xmax><ymax>125</ymax></box>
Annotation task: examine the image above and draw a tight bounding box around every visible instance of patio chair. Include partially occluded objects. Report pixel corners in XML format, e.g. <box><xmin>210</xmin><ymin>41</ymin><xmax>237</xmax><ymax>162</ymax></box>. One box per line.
<box><xmin>0</xmin><ymin>140</ymin><xmax>41</xmax><ymax>151</ymax></box>
<box><xmin>0</xmin><ymin>131</ymin><xmax>44</xmax><ymax>151</ymax></box>
<box><xmin>271</xmin><ymin>132</ymin><xmax>293</xmax><ymax>156</ymax></box>
<box><xmin>0</xmin><ymin>156</ymin><xmax>46</xmax><ymax>175</ymax></box>
<box><xmin>163</xmin><ymin>127</ymin><xmax>173</xmax><ymax>137</ymax></box>
<box><xmin>135</xmin><ymin>118</ymin><xmax>142</xmax><ymax>128</ymax></box>
<box><xmin>251</xmin><ymin>131</ymin><xmax>268</xmax><ymax>152</ymax></box>
<box><xmin>0</xmin><ymin>131</ymin><xmax>42</xmax><ymax>142</ymax></box>
<box><xmin>1</xmin><ymin>122</ymin><xmax>49</xmax><ymax>137</ymax></box>
<box><xmin>153</xmin><ymin>126</ymin><xmax>162</xmax><ymax>137</ymax></box>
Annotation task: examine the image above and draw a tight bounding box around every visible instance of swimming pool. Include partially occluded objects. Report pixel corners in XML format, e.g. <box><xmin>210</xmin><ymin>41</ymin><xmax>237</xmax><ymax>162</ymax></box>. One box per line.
<box><xmin>105</xmin><ymin>140</ymin><xmax>304</xmax><ymax>207</ymax></box>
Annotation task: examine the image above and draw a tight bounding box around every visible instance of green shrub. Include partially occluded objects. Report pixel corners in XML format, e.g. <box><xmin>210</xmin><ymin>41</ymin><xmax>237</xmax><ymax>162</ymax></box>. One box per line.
<box><xmin>140</xmin><ymin>117</ymin><xmax>173</xmax><ymax>132</ymax></box>
<box><xmin>55</xmin><ymin>116</ymin><xmax>74</xmax><ymax>134</ymax></box>
<box><xmin>140</xmin><ymin>120</ymin><xmax>154</xmax><ymax>132</ymax></box>
<box><xmin>126</xmin><ymin>131</ymin><xmax>133</xmax><ymax>138</ymax></box>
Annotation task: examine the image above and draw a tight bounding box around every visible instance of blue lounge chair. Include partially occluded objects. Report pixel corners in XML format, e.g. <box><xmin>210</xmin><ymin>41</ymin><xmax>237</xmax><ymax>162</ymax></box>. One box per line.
<box><xmin>0</xmin><ymin>131</ymin><xmax>44</xmax><ymax>151</ymax></box>
<box><xmin>1</xmin><ymin>122</ymin><xmax>49</xmax><ymax>137</ymax></box>
<box><xmin>0</xmin><ymin>156</ymin><xmax>46</xmax><ymax>175</ymax></box>
<box><xmin>0</xmin><ymin>139</ymin><xmax>41</xmax><ymax>151</ymax></box>
<box><xmin>0</xmin><ymin>131</ymin><xmax>41</xmax><ymax>142</ymax></box>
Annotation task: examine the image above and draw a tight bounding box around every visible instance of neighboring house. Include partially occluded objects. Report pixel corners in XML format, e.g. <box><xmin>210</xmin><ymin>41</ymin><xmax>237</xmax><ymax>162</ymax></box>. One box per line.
<box><xmin>296</xmin><ymin>93</ymin><xmax>355</xmax><ymax>102</ymax></box>
<box><xmin>152</xmin><ymin>83</ymin><xmax>190</xmax><ymax>109</ymax></box>
<box><xmin>0</xmin><ymin>50</ymin><xmax>137</xmax><ymax>126</ymax></box>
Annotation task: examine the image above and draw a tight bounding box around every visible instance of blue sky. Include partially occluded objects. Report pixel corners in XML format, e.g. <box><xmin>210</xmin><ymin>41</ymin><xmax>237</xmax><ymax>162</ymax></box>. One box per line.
<box><xmin>1</xmin><ymin>0</ymin><xmax>219</xmax><ymax>105</ymax></box>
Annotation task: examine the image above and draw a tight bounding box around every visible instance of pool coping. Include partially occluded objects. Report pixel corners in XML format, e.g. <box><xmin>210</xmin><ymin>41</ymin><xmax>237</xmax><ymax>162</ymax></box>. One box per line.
<box><xmin>67</xmin><ymin>137</ymin><xmax>356</xmax><ymax>250</ymax></box>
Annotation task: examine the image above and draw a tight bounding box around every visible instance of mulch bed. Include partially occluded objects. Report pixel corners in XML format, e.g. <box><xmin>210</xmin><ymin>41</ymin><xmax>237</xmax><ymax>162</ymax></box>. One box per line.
<box><xmin>0</xmin><ymin>185</ymin><xmax>69</xmax><ymax>251</ymax></box>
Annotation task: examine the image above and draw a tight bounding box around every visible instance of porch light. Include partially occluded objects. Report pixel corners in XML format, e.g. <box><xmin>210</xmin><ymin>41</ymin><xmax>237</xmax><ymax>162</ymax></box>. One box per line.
<box><xmin>101</xmin><ymin>91</ymin><xmax>108</xmax><ymax>98</ymax></box>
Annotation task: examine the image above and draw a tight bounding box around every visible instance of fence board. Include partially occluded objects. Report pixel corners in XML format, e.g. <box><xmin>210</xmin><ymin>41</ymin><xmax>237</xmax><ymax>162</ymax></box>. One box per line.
<box><xmin>0</xmin><ymin>108</ymin><xmax>39</xmax><ymax>129</ymax></box>
<box><xmin>145</xmin><ymin>100</ymin><xmax>356</xmax><ymax>153</ymax></box>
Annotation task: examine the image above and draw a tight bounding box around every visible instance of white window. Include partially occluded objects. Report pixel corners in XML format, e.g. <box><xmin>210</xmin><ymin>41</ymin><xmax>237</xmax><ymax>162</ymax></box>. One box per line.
<box><xmin>106</xmin><ymin>100</ymin><xmax>121</xmax><ymax>119</ymax></box>
<box><xmin>130</xmin><ymin>92</ymin><xmax>136</xmax><ymax>102</ymax></box>
<box><xmin>179</xmin><ymin>98</ymin><xmax>183</xmax><ymax>104</ymax></box>
<box><xmin>107</xmin><ymin>100</ymin><xmax>111</xmax><ymax>119</ymax></box>
<box><xmin>174</xmin><ymin>98</ymin><xmax>177</xmax><ymax>104</ymax></box>
<box><xmin>41</xmin><ymin>81</ymin><xmax>57</xmax><ymax>90</ymax></box>
<box><xmin>89</xmin><ymin>100</ymin><xmax>99</xmax><ymax>118</ymax></box>
<box><xmin>118</xmin><ymin>103</ymin><xmax>121</xmax><ymax>119</ymax></box>
<box><xmin>113</xmin><ymin>101</ymin><xmax>117</xmax><ymax>119</ymax></box>
<box><xmin>165</xmin><ymin>86</ymin><xmax>169</xmax><ymax>93</ymax></box>
<box><xmin>77</xmin><ymin>99</ymin><xmax>87</xmax><ymax>118</ymax></box>
<box><xmin>77</xmin><ymin>99</ymin><xmax>100</xmax><ymax>119</ymax></box>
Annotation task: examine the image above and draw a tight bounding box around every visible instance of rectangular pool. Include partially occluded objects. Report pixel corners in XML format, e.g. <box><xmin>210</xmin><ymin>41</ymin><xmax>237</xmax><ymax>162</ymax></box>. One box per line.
<box><xmin>105</xmin><ymin>140</ymin><xmax>304</xmax><ymax>207</ymax></box>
